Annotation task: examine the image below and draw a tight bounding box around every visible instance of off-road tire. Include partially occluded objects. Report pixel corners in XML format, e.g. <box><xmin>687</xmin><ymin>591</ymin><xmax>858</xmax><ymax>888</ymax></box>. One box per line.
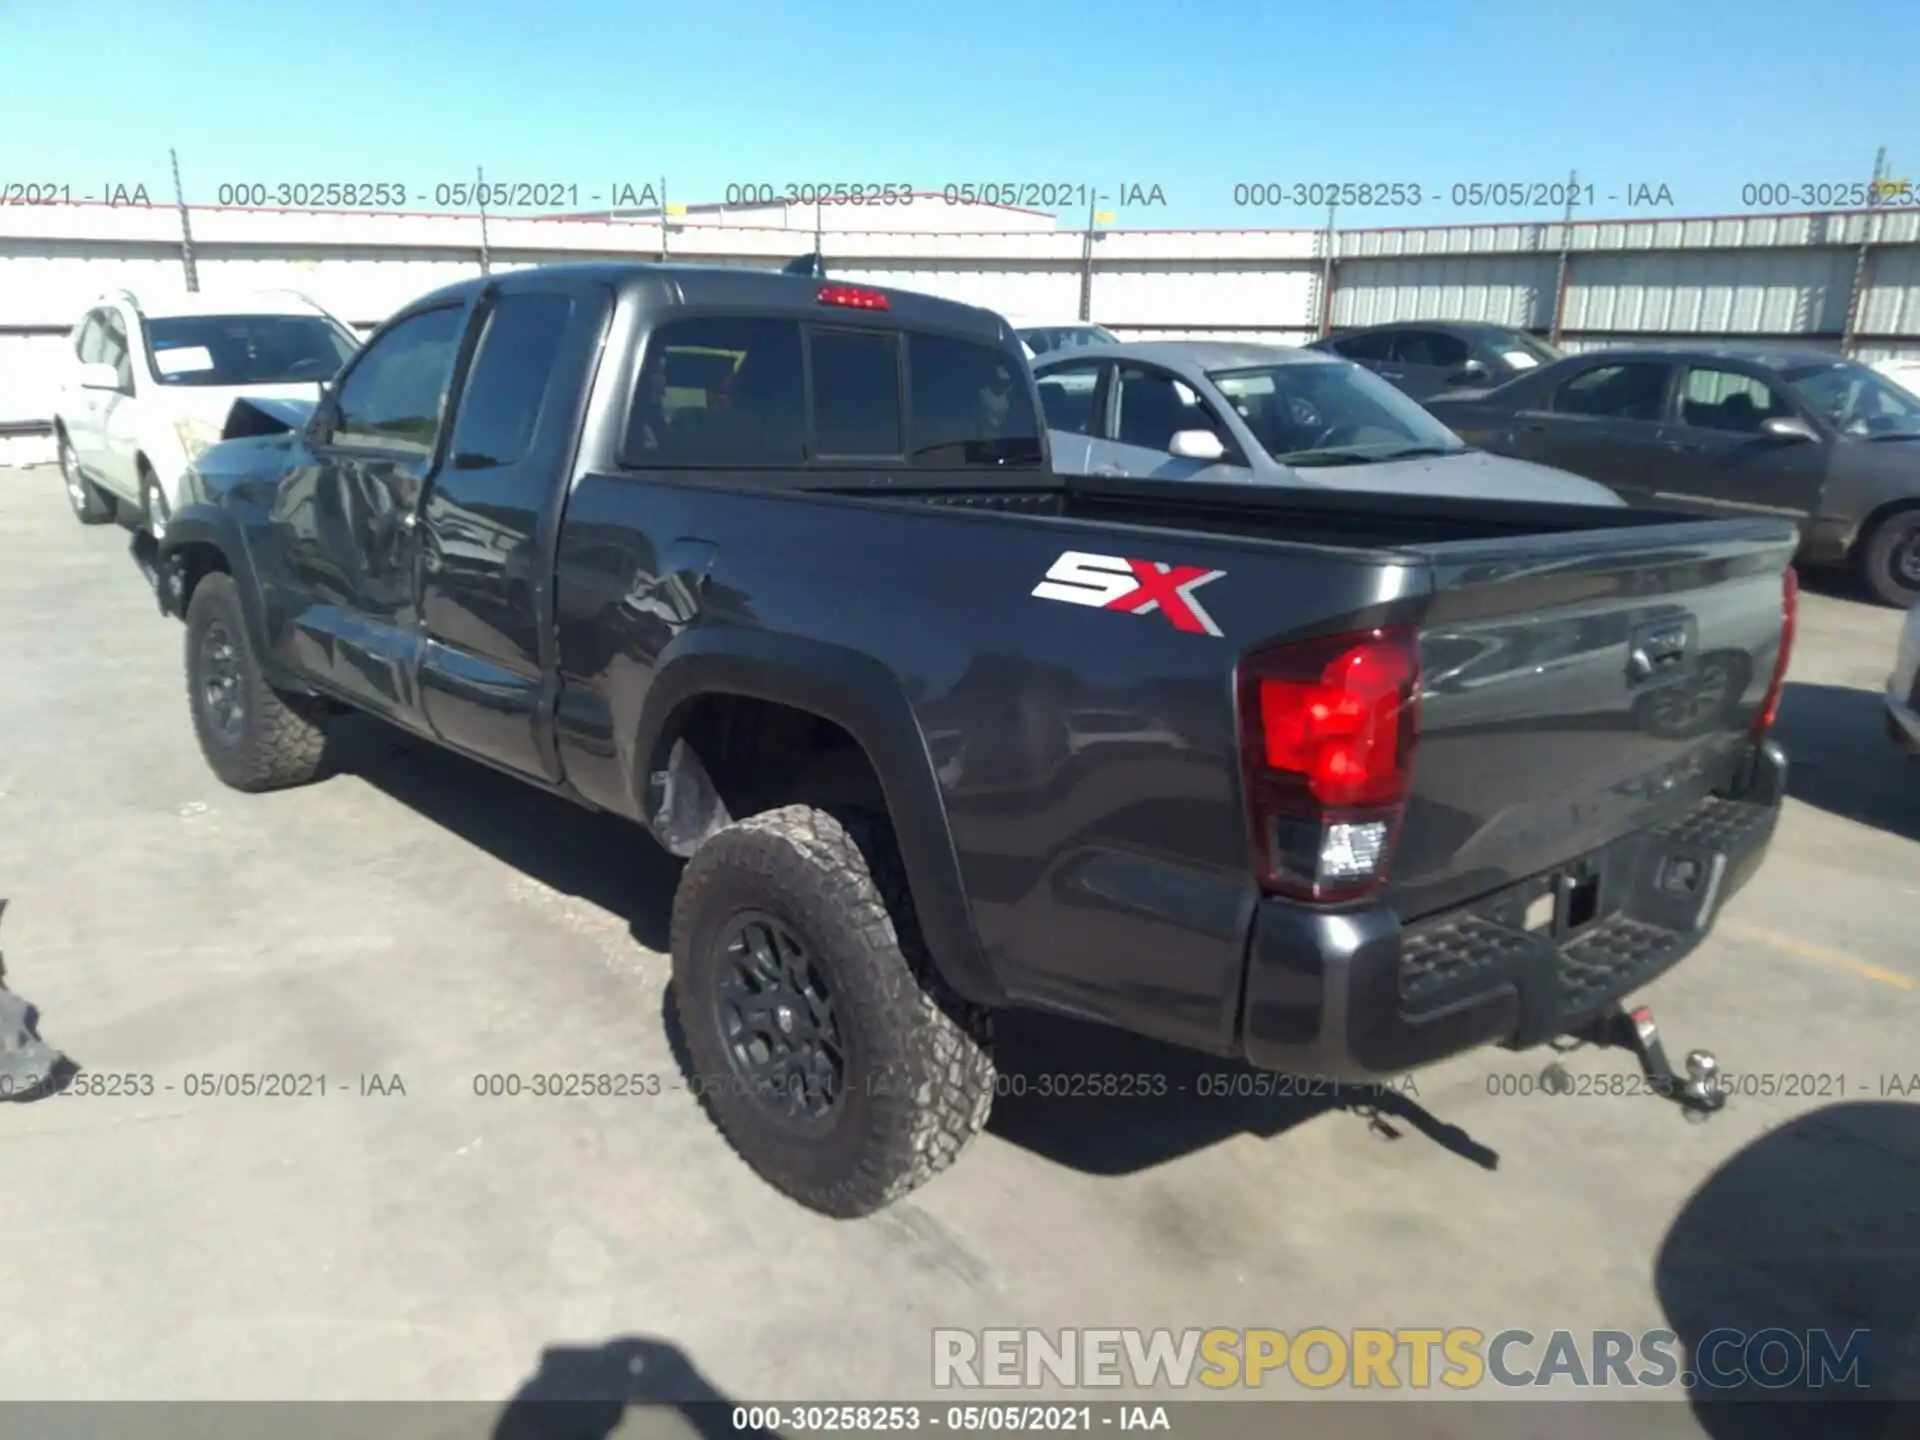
<box><xmin>59</xmin><ymin>434</ymin><xmax>114</xmax><ymax>524</ymax></box>
<box><xmin>671</xmin><ymin>805</ymin><xmax>996</xmax><ymax>1217</ymax></box>
<box><xmin>184</xmin><ymin>573</ymin><xmax>329</xmax><ymax>792</ymax></box>
<box><xmin>1860</xmin><ymin>508</ymin><xmax>1920</xmax><ymax>609</ymax></box>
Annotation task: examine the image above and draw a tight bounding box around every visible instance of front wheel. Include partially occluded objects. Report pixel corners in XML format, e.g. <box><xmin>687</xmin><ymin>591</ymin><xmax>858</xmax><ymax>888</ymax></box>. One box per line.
<box><xmin>670</xmin><ymin>805</ymin><xmax>996</xmax><ymax>1217</ymax></box>
<box><xmin>59</xmin><ymin>434</ymin><xmax>114</xmax><ymax>524</ymax></box>
<box><xmin>1860</xmin><ymin>509</ymin><xmax>1920</xmax><ymax>609</ymax></box>
<box><xmin>184</xmin><ymin>573</ymin><xmax>330</xmax><ymax>791</ymax></box>
<box><xmin>140</xmin><ymin>464</ymin><xmax>171</xmax><ymax>542</ymax></box>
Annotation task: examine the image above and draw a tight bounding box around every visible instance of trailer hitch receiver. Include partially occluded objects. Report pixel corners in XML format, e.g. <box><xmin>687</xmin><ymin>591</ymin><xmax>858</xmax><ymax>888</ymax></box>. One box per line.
<box><xmin>1547</xmin><ymin>1003</ymin><xmax>1726</xmax><ymax>1122</ymax></box>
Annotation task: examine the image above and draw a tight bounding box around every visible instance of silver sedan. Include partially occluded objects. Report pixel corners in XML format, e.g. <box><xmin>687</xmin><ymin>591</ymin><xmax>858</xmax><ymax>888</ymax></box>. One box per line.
<box><xmin>1032</xmin><ymin>339</ymin><xmax>1623</xmax><ymax>504</ymax></box>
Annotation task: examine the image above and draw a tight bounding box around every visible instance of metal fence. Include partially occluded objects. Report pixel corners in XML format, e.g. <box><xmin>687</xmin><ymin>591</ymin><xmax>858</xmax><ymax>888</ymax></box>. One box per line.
<box><xmin>4</xmin><ymin>193</ymin><xmax>1919</xmax><ymax>445</ymax></box>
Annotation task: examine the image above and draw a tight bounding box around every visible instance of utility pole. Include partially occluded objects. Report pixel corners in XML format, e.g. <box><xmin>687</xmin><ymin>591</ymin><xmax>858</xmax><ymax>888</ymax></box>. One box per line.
<box><xmin>1078</xmin><ymin>194</ymin><xmax>1096</xmax><ymax>322</ymax></box>
<box><xmin>169</xmin><ymin>148</ymin><xmax>199</xmax><ymax>293</ymax></box>
<box><xmin>1842</xmin><ymin>147</ymin><xmax>1889</xmax><ymax>356</ymax></box>
<box><xmin>660</xmin><ymin>174</ymin><xmax>671</xmax><ymax>259</ymax></box>
<box><xmin>1549</xmin><ymin>168</ymin><xmax>1578</xmax><ymax>344</ymax></box>
<box><xmin>475</xmin><ymin>164</ymin><xmax>492</xmax><ymax>276</ymax></box>
<box><xmin>1316</xmin><ymin>201</ymin><xmax>1337</xmax><ymax>338</ymax></box>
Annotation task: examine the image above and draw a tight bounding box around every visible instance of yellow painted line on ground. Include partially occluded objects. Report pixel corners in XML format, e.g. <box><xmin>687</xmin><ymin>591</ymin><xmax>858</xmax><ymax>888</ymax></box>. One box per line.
<box><xmin>1723</xmin><ymin>920</ymin><xmax>1917</xmax><ymax>990</ymax></box>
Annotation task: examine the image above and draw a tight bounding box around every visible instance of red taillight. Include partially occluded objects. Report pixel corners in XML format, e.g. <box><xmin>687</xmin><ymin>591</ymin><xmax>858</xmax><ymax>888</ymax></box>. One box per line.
<box><xmin>817</xmin><ymin>284</ymin><xmax>890</xmax><ymax>311</ymax></box>
<box><xmin>1752</xmin><ymin>566</ymin><xmax>1797</xmax><ymax>739</ymax></box>
<box><xmin>1238</xmin><ymin>627</ymin><xmax>1420</xmax><ymax>903</ymax></box>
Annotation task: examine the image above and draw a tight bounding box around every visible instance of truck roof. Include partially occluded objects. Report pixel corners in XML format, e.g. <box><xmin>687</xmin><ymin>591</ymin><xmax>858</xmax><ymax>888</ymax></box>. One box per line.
<box><xmin>398</xmin><ymin>262</ymin><xmax>1018</xmax><ymax>344</ymax></box>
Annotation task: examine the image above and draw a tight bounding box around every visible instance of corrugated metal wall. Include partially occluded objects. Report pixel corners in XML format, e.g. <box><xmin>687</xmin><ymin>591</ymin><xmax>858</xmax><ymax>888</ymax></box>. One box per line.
<box><xmin>1330</xmin><ymin>256</ymin><xmax>1555</xmax><ymax>329</ymax></box>
<box><xmin>1559</xmin><ymin>249</ymin><xmax>1854</xmax><ymax>335</ymax></box>
<box><xmin>5</xmin><ymin>205</ymin><xmax>1919</xmax><ymax>433</ymax></box>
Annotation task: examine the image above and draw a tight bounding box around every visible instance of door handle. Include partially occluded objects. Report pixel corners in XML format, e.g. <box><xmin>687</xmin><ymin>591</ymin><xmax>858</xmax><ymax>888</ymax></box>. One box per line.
<box><xmin>1093</xmin><ymin>465</ymin><xmax>1127</xmax><ymax>477</ymax></box>
<box><xmin>1522</xmin><ymin>422</ymin><xmax>1547</xmax><ymax>434</ymax></box>
<box><xmin>1666</xmin><ymin>441</ymin><xmax>1705</xmax><ymax>454</ymax></box>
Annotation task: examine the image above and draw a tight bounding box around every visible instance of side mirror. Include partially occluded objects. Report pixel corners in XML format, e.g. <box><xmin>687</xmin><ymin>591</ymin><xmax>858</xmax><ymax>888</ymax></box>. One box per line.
<box><xmin>1761</xmin><ymin>416</ymin><xmax>1820</xmax><ymax>444</ymax></box>
<box><xmin>1451</xmin><ymin>360</ymin><xmax>1490</xmax><ymax>386</ymax></box>
<box><xmin>1169</xmin><ymin>429</ymin><xmax>1225</xmax><ymax>461</ymax></box>
<box><xmin>77</xmin><ymin>362</ymin><xmax>122</xmax><ymax>392</ymax></box>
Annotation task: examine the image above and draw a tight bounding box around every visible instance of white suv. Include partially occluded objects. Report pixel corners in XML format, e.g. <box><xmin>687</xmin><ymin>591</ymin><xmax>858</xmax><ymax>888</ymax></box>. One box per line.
<box><xmin>54</xmin><ymin>289</ymin><xmax>359</xmax><ymax>537</ymax></box>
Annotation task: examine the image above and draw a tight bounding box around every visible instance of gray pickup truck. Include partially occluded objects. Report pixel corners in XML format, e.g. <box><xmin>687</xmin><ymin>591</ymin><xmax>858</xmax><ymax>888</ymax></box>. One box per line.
<box><xmin>155</xmin><ymin>262</ymin><xmax>1795</xmax><ymax>1216</ymax></box>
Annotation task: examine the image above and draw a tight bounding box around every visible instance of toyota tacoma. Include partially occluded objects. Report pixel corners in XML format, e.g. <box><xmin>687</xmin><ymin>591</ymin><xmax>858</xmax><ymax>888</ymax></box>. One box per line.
<box><xmin>154</xmin><ymin>262</ymin><xmax>1796</xmax><ymax>1216</ymax></box>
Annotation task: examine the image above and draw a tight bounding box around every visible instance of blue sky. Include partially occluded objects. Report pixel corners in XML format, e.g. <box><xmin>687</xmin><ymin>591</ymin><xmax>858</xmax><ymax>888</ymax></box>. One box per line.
<box><xmin>5</xmin><ymin>0</ymin><xmax>1916</xmax><ymax>229</ymax></box>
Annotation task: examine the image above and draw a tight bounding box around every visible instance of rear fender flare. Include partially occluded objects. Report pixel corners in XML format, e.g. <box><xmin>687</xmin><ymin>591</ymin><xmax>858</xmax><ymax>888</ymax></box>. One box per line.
<box><xmin>633</xmin><ymin>629</ymin><xmax>1002</xmax><ymax>1007</ymax></box>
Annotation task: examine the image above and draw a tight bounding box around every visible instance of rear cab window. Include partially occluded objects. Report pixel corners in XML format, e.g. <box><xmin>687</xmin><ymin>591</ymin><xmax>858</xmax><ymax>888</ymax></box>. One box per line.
<box><xmin>622</xmin><ymin>313</ymin><xmax>1041</xmax><ymax>470</ymax></box>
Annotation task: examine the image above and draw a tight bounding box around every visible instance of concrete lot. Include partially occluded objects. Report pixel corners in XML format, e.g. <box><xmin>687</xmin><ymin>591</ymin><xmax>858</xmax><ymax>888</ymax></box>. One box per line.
<box><xmin>0</xmin><ymin>465</ymin><xmax>1915</xmax><ymax>1427</ymax></box>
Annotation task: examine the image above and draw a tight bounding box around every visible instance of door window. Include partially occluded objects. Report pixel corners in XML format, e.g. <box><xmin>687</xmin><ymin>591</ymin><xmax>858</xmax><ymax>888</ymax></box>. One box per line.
<box><xmin>331</xmin><ymin>305</ymin><xmax>468</xmax><ymax>456</ymax></box>
<box><xmin>1332</xmin><ymin>330</ymin><xmax>1394</xmax><ymax>362</ymax></box>
<box><xmin>97</xmin><ymin>312</ymin><xmax>133</xmax><ymax>390</ymax></box>
<box><xmin>1551</xmin><ymin>362</ymin><xmax>1671</xmax><ymax>422</ymax></box>
<box><xmin>446</xmin><ymin>293</ymin><xmax>575</xmax><ymax>469</ymax></box>
<box><xmin>625</xmin><ymin>316</ymin><xmax>806</xmax><ymax>467</ymax></box>
<box><xmin>1677</xmin><ymin>367</ymin><xmax>1793</xmax><ymax>434</ymax></box>
<box><xmin>1035</xmin><ymin>363</ymin><xmax>1103</xmax><ymax>435</ymax></box>
<box><xmin>1114</xmin><ymin>367</ymin><xmax>1220</xmax><ymax>451</ymax></box>
<box><xmin>1392</xmin><ymin>330</ymin><xmax>1469</xmax><ymax>368</ymax></box>
<box><xmin>74</xmin><ymin>313</ymin><xmax>105</xmax><ymax>364</ymax></box>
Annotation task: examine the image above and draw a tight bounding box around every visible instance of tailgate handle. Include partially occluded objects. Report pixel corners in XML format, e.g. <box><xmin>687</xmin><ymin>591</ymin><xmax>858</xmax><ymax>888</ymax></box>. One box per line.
<box><xmin>1627</xmin><ymin>617</ymin><xmax>1696</xmax><ymax>683</ymax></box>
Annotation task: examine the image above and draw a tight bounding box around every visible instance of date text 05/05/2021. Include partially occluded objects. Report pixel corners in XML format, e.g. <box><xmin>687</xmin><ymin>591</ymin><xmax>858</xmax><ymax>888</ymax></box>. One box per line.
<box><xmin>17</xmin><ymin>1072</ymin><xmax>407</xmax><ymax>1099</ymax></box>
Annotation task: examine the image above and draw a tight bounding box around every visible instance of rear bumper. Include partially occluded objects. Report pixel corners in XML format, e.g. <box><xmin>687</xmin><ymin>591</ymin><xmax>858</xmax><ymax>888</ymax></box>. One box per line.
<box><xmin>1239</xmin><ymin>740</ymin><xmax>1787</xmax><ymax>1080</ymax></box>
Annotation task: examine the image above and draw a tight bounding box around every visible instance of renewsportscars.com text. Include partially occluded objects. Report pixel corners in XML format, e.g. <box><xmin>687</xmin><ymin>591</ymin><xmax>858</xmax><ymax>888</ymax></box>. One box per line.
<box><xmin>932</xmin><ymin>1327</ymin><xmax>1872</xmax><ymax>1392</ymax></box>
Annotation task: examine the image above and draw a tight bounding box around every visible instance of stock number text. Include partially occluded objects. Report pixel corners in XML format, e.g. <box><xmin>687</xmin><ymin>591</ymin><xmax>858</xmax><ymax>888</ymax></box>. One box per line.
<box><xmin>725</xmin><ymin>182</ymin><xmax>913</xmax><ymax>205</ymax></box>
<box><xmin>1743</xmin><ymin>181</ymin><xmax>1916</xmax><ymax>208</ymax></box>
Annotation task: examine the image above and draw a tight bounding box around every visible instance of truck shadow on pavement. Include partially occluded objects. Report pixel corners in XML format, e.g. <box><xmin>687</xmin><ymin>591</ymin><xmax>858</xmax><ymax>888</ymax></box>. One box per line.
<box><xmin>1654</xmin><ymin>1099</ymin><xmax>1920</xmax><ymax>1437</ymax></box>
<box><xmin>493</xmin><ymin>1335</ymin><xmax>772</xmax><ymax>1440</ymax></box>
<box><xmin>981</xmin><ymin>1007</ymin><xmax>1498</xmax><ymax>1176</ymax></box>
<box><xmin>1771</xmin><ymin>682</ymin><xmax>1920</xmax><ymax>843</ymax></box>
<box><xmin>325</xmin><ymin>715</ymin><xmax>683</xmax><ymax>954</ymax></box>
<box><xmin>337</xmin><ymin>718</ymin><xmax>1499</xmax><ymax>1180</ymax></box>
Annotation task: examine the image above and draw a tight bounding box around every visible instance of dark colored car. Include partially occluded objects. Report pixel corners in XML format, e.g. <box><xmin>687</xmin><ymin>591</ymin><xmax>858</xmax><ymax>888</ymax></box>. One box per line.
<box><xmin>156</xmin><ymin>262</ymin><xmax>1794</xmax><ymax>1217</ymax></box>
<box><xmin>1308</xmin><ymin>321</ymin><xmax>1564</xmax><ymax>400</ymax></box>
<box><xmin>1424</xmin><ymin>344</ymin><xmax>1920</xmax><ymax>607</ymax></box>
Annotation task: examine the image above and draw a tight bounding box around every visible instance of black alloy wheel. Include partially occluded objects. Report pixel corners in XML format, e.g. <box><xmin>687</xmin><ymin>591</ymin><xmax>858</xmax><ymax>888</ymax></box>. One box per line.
<box><xmin>712</xmin><ymin>911</ymin><xmax>846</xmax><ymax>1127</ymax></box>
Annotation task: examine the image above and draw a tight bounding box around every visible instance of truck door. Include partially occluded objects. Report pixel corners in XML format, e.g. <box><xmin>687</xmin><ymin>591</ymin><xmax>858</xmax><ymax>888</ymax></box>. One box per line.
<box><xmin>277</xmin><ymin>300</ymin><xmax>471</xmax><ymax>726</ymax></box>
<box><xmin>413</xmin><ymin>281</ymin><xmax>610</xmax><ymax>781</ymax></box>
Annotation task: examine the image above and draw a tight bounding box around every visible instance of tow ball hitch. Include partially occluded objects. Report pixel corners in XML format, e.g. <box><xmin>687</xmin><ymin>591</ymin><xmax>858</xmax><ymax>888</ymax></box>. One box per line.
<box><xmin>1544</xmin><ymin>1004</ymin><xmax>1726</xmax><ymax>1122</ymax></box>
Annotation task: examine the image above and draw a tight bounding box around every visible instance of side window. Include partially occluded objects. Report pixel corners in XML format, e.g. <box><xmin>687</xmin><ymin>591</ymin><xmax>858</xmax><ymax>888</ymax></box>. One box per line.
<box><xmin>1552</xmin><ymin>362</ymin><xmax>1671</xmax><ymax>422</ymax></box>
<box><xmin>445</xmin><ymin>293</ymin><xmax>574</xmax><ymax>470</ymax></box>
<box><xmin>98</xmin><ymin>312</ymin><xmax>133</xmax><ymax>389</ymax></box>
<box><xmin>74</xmin><ymin>313</ymin><xmax>104</xmax><ymax>363</ymax></box>
<box><xmin>1035</xmin><ymin>363</ymin><xmax>1103</xmax><ymax>436</ymax></box>
<box><xmin>331</xmin><ymin>305</ymin><xmax>468</xmax><ymax>456</ymax></box>
<box><xmin>625</xmin><ymin>316</ymin><xmax>805</xmax><ymax>468</ymax></box>
<box><xmin>810</xmin><ymin>328</ymin><xmax>903</xmax><ymax>457</ymax></box>
<box><xmin>1115</xmin><ymin>366</ymin><xmax>1219</xmax><ymax>451</ymax></box>
<box><xmin>1333</xmin><ymin>331</ymin><xmax>1393</xmax><ymax>362</ymax></box>
<box><xmin>907</xmin><ymin>333</ymin><xmax>1041</xmax><ymax>467</ymax></box>
<box><xmin>1394</xmin><ymin>330</ymin><xmax>1469</xmax><ymax>368</ymax></box>
<box><xmin>1678</xmin><ymin>367</ymin><xmax>1791</xmax><ymax>434</ymax></box>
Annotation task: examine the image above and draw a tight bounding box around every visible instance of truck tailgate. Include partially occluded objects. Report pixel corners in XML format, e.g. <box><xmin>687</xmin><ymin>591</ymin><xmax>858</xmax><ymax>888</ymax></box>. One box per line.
<box><xmin>1389</xmin><ymin>517</ymin><xmax>1797</xmax><ymax>922</ymax></box>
